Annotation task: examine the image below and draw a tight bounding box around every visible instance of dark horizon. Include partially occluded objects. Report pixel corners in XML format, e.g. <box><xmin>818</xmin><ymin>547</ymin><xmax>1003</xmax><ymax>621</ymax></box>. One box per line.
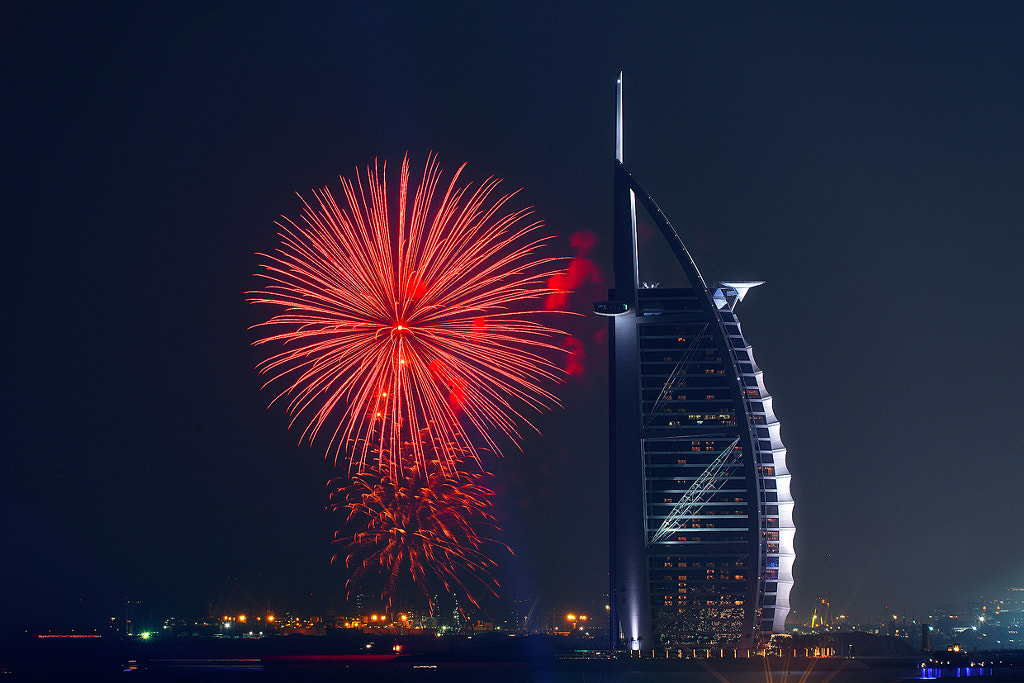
<box><xmin>5</xmin><ymin>3</ymin><xmax>1024</xmax><ymax>635</ymax></box>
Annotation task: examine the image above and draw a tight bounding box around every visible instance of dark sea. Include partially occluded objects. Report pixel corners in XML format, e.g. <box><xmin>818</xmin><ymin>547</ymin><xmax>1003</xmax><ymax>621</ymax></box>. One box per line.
<box><xmin>3</xmin><ymin>634</ymin><xmax>1022</xmax><ymax>682</ymax></box>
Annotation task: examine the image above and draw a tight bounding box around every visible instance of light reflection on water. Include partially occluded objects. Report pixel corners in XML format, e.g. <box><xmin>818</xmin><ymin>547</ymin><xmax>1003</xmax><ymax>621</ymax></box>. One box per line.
<box><xmin>920</xmin><ymin>666</ymin><xmax>1002</xmax><ymax>679</ymax></box>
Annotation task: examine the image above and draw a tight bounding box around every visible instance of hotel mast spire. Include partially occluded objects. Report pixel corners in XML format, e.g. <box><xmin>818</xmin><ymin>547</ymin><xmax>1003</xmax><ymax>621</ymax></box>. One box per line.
<box><xmin>616</xmin><ymin>72</ymin><xmax>623</xmax><ymax>163</ymax></box>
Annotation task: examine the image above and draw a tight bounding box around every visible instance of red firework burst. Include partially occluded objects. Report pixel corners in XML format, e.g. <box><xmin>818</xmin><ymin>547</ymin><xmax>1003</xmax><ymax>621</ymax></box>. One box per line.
<box><xmin>249</xmin><ymin>154</ymin><xmax>566</xmax><ymax>477</ymax></box>
<box><xmin>329</xmin><ymin>457</ymin><xmax>506</xmax><ymax>611</ymax></box>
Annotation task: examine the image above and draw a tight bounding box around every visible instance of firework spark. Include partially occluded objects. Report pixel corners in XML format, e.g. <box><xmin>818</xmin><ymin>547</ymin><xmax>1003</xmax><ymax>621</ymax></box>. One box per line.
<box><xmin>329</xmin><ymin>456</ymin><xmax>506</xmax><ymax>611</ymax></box>
<box><xmin>249</xmin><ymin>154</ymin><xmax>566</xmax><ymax>477</ymax></box>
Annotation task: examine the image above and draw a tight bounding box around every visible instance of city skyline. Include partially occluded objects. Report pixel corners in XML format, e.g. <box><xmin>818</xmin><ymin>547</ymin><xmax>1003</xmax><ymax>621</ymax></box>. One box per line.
<box><xmin>4</xmin><ymin>3</ymin><xmax>1024</xmax><ymax>635</ymax></box>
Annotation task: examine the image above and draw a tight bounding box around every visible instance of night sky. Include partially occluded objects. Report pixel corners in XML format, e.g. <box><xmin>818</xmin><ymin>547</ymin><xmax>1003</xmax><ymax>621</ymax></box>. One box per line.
<box><xmin>5</xmin><ymin>3</ymin><xmax>1024</xmax><ymax>632</ymax></box>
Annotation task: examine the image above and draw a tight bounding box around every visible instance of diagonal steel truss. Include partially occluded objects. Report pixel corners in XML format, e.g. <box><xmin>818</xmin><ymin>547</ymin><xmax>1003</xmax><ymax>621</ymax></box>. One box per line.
<box><xmin>650</xmin><ymin>436</ymin><xmax>741</xmax><ymax>544</ymax></box>
<box><xmin>644</xmin><ymin>323</ymin><xmax>710</xmax><ymax>427</ymax></box>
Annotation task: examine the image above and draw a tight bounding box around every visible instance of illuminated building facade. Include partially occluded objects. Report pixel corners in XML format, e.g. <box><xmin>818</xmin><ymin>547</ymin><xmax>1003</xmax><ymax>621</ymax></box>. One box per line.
<box><xmin>605</xmin><ymin>75</ymin><xmax>795</xmax><ymax>649</ymax></box>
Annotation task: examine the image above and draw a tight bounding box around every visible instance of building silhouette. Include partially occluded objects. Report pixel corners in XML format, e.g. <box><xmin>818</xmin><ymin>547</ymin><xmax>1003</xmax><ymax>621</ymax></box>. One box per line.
<box><xmin>604</xmin><ymin>75</ymin><xmax>795</xmax><ymax>650</ymax></box>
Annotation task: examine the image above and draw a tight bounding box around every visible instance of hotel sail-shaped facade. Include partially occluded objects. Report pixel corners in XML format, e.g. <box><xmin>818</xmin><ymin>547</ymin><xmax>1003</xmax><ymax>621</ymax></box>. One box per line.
<box><xmin>606</xmin><ymin>75</ymin><xmax>795</xmax><ymax>649</ymax></box>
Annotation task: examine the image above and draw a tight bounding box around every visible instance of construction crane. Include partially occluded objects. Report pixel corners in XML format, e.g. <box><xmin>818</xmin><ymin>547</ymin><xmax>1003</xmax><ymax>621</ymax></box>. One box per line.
<box><xmin>650</xmin><ymin>436</ymin><xmax>741</xmax><ymax>544</ymax></box>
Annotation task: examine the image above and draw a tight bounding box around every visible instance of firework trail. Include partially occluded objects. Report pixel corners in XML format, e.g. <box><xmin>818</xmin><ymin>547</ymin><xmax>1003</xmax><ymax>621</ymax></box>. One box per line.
<box><xmin>249</xmin><ymin>154</ymin><xmax>567</xmax><ymax>478</ymax></box>
<box><xmin>329</xmin><ymin>455</ymin><xmax>507</xmax><ymax>611</ymax></box>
